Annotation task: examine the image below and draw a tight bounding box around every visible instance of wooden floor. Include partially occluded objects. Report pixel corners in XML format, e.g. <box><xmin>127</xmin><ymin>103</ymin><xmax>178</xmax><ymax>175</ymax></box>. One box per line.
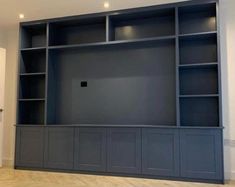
<box><xmin>0</xmin><ymin>168</ymin><xmax>234</xmax><ymax>187</ymax></box>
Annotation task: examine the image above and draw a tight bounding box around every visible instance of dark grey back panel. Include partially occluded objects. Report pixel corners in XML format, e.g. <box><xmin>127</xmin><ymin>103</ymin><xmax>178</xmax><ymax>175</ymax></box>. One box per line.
<box><xmin>44</xmin><ymin>127</ymin><xmax>74</xmax><ymax>169</ymax></box>
<box><xmin>107</xmin><ymin>128</ymin><xmax>141</xmax><ymax>174</ymax></box>
<box><xmin>142</xmin><ymin>128</ymin><xmax>179</xmax><ymax>177</ymax></box>
<box><xmin>180</xmin><ymin>129</ymin><xmax>223</xmax><ymax>180</ymax></box>
<box><xmin>74</xmin><ymin>128</ymin><xmax>107</xmax><ymax>172</ymax></box>
<box><xmin>179</xmin><ymin>66</ymin><xmax>218</xmax><ymax>95</ymax></box>
<box><xmin>179</xmin><ymin>34</ymin><xmax>217</xmax><ymax>64</ymax></box>
<box><xmin>49</xmin><ymin>20</ymin><xmax>106</xmax><ymax>46</ymax></box>
<box><xmin>49</xmin><ymin>41</ymin><xmax>176</xmax><ymax>125</ymax></box>
<box><xmin>18</xmin><ymin>101</ymin><xmax>45</xmax><ymax>124</ymax></box>
<box><xmin>180</xmin><ymin>97</ymin><xmax>219</xmax><ymax>126</ymax></box>
<box><xmin>20</xmin><ymin>49</ymin><xmax>46</xmax><ymax>73</ymax></box>
<box><xmin>15</xmin><ymin>127</ymin><xmax>44</xmax><ymax>168</ymax></box>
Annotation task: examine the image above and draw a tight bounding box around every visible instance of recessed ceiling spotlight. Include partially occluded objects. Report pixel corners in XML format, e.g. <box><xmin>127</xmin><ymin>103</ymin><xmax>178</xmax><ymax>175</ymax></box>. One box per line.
<box><xmin>104</xmin><ymin>2</ymin><xmax>110</xmax><ymax>8</ymax></box>
<box><xmin>19</xmin><ymin>14</ymin><xmax>25</xmax><ymax>19</ymax></box>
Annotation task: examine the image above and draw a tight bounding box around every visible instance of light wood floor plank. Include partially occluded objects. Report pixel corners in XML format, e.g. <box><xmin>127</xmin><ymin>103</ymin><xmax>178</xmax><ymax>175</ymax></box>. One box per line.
<box><xmin>0</xmin><ymin>168</ymin><xmax>234</xmax><ymax>187</ymax></box>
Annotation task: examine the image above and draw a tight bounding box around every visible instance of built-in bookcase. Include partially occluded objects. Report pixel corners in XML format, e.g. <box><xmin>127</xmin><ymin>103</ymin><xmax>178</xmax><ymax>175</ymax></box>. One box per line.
<box><xmin>15</xmin><ymin>0</ymin><xmax>224</xmax><ymax>183</ymax></box>
<box><xmin>17</xmin><ymin>1</ymin><xmax>221</xmax><ymax>127</ymax></box>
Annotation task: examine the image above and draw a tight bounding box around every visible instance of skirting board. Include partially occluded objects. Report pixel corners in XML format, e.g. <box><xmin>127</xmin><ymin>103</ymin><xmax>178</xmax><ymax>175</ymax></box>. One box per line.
<box><xmin>2</xmin><ymin>158</ymin><xmax>14</xmax><ymax>168</ymax></box>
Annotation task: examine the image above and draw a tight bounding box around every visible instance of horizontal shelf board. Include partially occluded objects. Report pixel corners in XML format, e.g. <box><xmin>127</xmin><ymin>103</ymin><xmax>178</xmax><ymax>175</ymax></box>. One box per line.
<box><xmin>49</xmin><ymin>35</ymin><xmax>176</xmax><ymax>50</ymax></box>
<box><xmin>178</xmin><ymin>126</ymin><xmax>223</xmax><ymax>129</ymax></box>
<box><xmin>20</xmin><ymin>72</ymin><xmax>46</xmax><ymax>76</ymax></box>
<box><xmin>45</xmin><ymin>124</ymin><xmax>177</xmax><ymax>127</ymax></box>
<box><xmin>178</xmin><ymin>62</ymin><xmax>218</xmax><ymax>68</ymax></box>
<box><xmin>179</xmin><ymin>31</ymin><xmax>217</xmax><ymax>38</ymax></box>
<box><xmin>18</xmin><ymin>98</ymin><xmax>45</xmax><ymax>101</ymax></box>
<box><xmin>14</xmin><ymin>124</ymin><xmax>224</xmax><ymax>129</ymax></box>
<box><xmin>16</xmin><ymin>124</ymin><xmax>45</xmax><ymax>126</ymax></box>
<box><xmin>20</xmin><ymin>47</ymin><xmax>47</xmax><ymax>51</ymax></box>
<box><xmin>179</xmin><ymin>94</ymin><xmax>219</xmax><ymax>98</ymax></box>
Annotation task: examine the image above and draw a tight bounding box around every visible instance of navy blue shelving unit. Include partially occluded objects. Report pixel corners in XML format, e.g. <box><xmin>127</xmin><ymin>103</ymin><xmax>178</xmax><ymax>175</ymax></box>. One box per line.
<box><xmin>15</xmin><ymin>0</ymin><xmax>224</xmax><ymax>184</ymax></box>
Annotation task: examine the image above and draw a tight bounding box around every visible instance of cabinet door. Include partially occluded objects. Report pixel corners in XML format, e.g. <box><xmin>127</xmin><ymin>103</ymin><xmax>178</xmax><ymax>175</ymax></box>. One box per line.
<box><xmin>142</xmin><ymin>128</ymin><xmax>179</xmax><ymax>176</ymax></box>
<box><xmin>15</xmin><ymin>126</ymin><xmax>44</xmax><ymax>168</ymax></box>
<box><xmin>107</xmin><ymin>128</ymin><xmax>141</xmax><ymax>174</ymax></box>
<box><xmin>74</xmin><ymin>128</ymin><xmax>106</xmax><ymax>172</ymax></box>
<box><xmin>180</xmin><ymin>129</ymin><xmax>223</xmax><ymax>180</ymax></box>
<box><xmin>44</xmin><ymin>127</ymin><xmax>74</xmax><ymax>170</ymax></box>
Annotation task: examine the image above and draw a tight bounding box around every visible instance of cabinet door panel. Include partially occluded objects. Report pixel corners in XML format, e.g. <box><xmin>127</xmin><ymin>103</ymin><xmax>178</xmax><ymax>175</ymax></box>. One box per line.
<box><xmin>180</xmin><ymin>129</ymin><xmax>223</xmax><ymax>180</ymax></box>
<box><xmin>107</xmin><ymin>128</ymin><xmax>141</xmax><ymax>174</ymax></box>
<box><xmin>74</xmin><ymin>128</ymin><xmax>106</xmax><ymax>171</ymax></box>
<box><xmin>142</xmin><ymin>128</ymin><xmax>179</xmax><ymax>176</ymax></box>
<box><xmin>15</xmin><ymin>127</ymin><xmax>44</xmax><ymax>168</ymax></box>
<box><xmin>44</xmin><ymin>127</ymin><xmax>74</xmax><ymax>170</ymax></box>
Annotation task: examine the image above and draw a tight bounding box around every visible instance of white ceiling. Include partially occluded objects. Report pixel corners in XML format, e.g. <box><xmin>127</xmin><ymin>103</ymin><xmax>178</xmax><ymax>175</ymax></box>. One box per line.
<box><xmin>0</xmin><ymin>0</ymin><xmax>188</xmax><ymax>29</ymax></box>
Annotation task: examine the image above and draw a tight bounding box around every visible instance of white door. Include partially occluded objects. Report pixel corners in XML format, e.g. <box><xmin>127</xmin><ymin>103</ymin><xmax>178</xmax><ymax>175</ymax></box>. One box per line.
<box><xmin>0</xmin><ymin>48</ymin><xmax>6</xmax><ymax>167</ymax></box>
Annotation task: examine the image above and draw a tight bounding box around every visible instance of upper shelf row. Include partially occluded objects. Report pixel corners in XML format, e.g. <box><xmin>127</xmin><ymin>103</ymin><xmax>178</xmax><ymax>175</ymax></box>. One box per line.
<box><xmin>20</xmin><ymin>3</ymin><xmax>217</xmax><ymax>49</ymax></box>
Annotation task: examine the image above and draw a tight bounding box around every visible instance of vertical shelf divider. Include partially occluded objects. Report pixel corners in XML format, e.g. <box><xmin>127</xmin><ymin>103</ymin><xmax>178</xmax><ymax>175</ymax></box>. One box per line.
<box><xmin>106</xmin><ymin>15</ymin><xmax>112</xmax><ymax>42</ymax></box>
<box><xmin>216</xmin><ymin>2</ymin><xmax>222</xmax><ymax>128</ymax></box>
<box><xmin>175</xmin><ymin>7</ymin><xmax>180</xmax><ymax>127</ymax></box>
<box><xmin>45</xmin><ymin>23</ymin><xmax>49</xmax><ymax>125</ymax></box>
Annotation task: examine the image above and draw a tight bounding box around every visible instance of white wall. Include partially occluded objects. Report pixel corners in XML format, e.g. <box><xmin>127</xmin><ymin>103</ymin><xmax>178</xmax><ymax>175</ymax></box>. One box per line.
<box><xmin>220</xmin><ymin>0</ymin><xmax>235</xmax><ymax>180</ymax></box>
<box><xmin>0</xmin><ymin>30</ymin><xmax>6</xmax><ymax>48</ymax></box>
<box><xmin>2</xmin><ymin>27</ymin><xmax>18</xmax><ymax>167</ymax></box>
<box><xmin>1</xmin><ymin>0</ymin><xmax>235</xmax><ymax>180</ymax></box>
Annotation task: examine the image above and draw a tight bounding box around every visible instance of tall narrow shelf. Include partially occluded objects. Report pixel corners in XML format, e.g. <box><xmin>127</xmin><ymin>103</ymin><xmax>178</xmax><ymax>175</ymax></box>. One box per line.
<box><xmin>18</xmin><ymin>25</ymin><xmax>47</xmax><ymax>125</ymax></box>
<box><xmin>177</xmin><ymin>2</ymin><xmax>219</xmax><ymax>127</ymax></box>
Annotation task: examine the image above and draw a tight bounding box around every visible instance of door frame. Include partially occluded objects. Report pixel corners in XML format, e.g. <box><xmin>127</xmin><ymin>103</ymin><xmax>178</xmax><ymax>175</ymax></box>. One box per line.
<box><xmin>0</xmin><ymin>48</ymin><xmax>6</xmax><ymax>167</ymax></box>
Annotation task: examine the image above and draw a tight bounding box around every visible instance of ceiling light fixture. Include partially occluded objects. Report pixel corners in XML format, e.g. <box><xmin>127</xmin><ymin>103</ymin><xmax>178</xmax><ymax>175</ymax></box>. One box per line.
<box><xmin>104</xmin><ymin>2</ymin><xmax>110</xmax><ymax>8</ymax></box>
<box><xmin>19</xmin><ymin>14</ymin><xmax>25</xmax><ymax>19</ymax></box>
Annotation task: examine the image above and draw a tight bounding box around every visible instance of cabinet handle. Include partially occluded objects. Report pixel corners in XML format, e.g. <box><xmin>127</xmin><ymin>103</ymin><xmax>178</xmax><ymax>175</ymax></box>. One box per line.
<box><xmin>0</xmin><ymin>109</ymin><xmax>3</xmax><ymax>112</ymax></box>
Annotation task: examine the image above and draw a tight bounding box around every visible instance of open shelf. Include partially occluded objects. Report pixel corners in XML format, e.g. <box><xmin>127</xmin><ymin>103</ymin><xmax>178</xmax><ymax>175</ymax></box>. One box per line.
<box><xmin>109</xmin><ymin>8</ymin><xmax>175</xmax><ymax>41</ymax></box>
<box><xmin>21</xmin><ymin>23</ymin><xmax>47</xmax><ymax>49</ymax></box>
<box><xmin>20</xmin><ymin>49</ymin><xmax>46</xmax><ymax>73</ymax></box>
<box><xmin>180</xmin><ymin>97</ymin><xmax>219</xmax><ymax>127</ymax></box>
<box><xmin>47</xmin><ymin>40</ymin><xmax>176</xmax><ymax>125</ymax></box>
<box><xmin>49</xmin><ymin>17</ymin><xmax>106</xmax><ymax>46</ymax></box>
<box><xmin>178</xmin><ymin>3</ymin><xmax>216</xmax><ymax>35</ymax></box>
<box><xmin>19</xmin><ymin>75</ymin><xmax>45</xmax><ymax>99</ymax></box>
<box><xmin>179</xmin><ymin>32</ymin><xmax>217</xmax><ymax>64</ymax></box>
<box><xmin>179</xmin><ymin>65</ymin><xmax>218</xmax><ymax>95</ymax></box>
<box><xmin>18</xmin><ymin>100</ymin><xmax>45</xmax><ymax>125</ymax></box>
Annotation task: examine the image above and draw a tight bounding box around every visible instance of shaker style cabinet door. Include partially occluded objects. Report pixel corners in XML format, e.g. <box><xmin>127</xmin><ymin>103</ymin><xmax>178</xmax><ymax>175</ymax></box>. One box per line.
<box><xmin>74</xmin><ymin>128</ymin><xmax>107</xmax><ymax>172</ymax></box>
<box><xmin>142</xmin><ymin>128</ymin><xmax>180</xmax><ymax>177</ymax></box>
<box><xmin>44</xmin><ymin>127</ymin><xmax>74</xmax><ymax>170</ymax></box>
<box><xmin>15</xmin><ymin>126</ymin><xmax>44</xmax><ymax>168</ymax></box>
<box><xmin>180</xmin><ymin>129</ymin><xmax>223</xmax><ymax>181</ymax></box>
<box><xmin>107</xmin><ymin>128</ymin><xmax>141</xmax><ymax>174</ymax></box>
